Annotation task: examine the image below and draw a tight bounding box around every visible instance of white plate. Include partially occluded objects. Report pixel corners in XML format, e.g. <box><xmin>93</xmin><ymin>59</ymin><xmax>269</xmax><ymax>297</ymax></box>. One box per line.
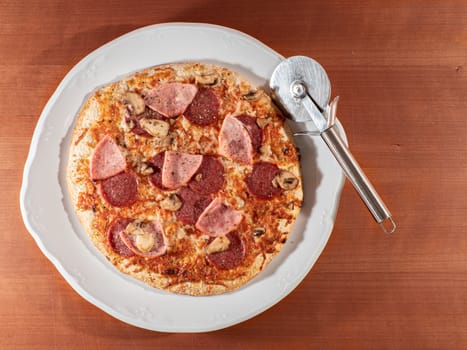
<box><xmin>20</xmin><ymin>23</ymin><xmax>346</xmax><ymax>332</ymax></box>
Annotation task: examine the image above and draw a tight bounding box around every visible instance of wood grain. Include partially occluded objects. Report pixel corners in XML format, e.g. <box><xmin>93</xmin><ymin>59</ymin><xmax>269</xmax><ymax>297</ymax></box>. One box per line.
<box><xmin>2</xmin><ymin>0</ymin><xmax>467</xmax><ymax>348</ymax></box>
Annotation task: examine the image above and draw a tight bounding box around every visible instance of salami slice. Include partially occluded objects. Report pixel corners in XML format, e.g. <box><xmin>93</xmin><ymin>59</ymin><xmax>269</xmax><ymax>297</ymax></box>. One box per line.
<box><xmin>148</xmin><ymin>152</ymin><xmax>165</xmax><ymax>189</ymax></box>
<box><xmin>126</xmin><ymin>107</ymin><xmax>166</xmax><ymax>136</ymax></box>
<box><xmin>175</xmin><ymin>187</ymin><xmax>212</xmax><ymax>225</ymax></box>
<box><xmin>184</xmin><ymin>87</ymin><xmax>219</xmax><ymax>126</ymax></box>
<box><xmin>107</xmin><ymin>218</ymin><xmax>135</xmax><ymax>257</ymax></box>
<box><xmin>188</xmin><ymin>156</ymin><xmax>225</xmax><ymax>194</ymax></box>
<box><xmin>100</xmin><ymin>172</ymin><xmax>138</xmax><ymax>207</ymax></box>
<box><xmin>207</xmin><ymin>232</ymin><xmax>245</xmax><ymax>270</ymax></box>
<box><xmin>245</xmin><ymin>162</ymin><xmax>281</xmax><ymax>199</ymax></box>
<box><xmin>235</xmin><ymin>115</ymin><xmax>263</xmax><ymax>151</ymax></box>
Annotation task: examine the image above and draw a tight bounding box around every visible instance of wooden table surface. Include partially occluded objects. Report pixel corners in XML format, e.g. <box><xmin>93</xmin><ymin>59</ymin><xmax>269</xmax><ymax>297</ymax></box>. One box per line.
<box><xmin>3</xmin><ymin>0</ymin><xmax>467</xmax><ymax>348</ymax></box>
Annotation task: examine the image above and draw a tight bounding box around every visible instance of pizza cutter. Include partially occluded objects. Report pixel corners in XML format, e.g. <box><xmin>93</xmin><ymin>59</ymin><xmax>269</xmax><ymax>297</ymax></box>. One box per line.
<box><xmin>270</xmin><ymin>56</ymin><xmax>396</xmax><ymax>234</ymax></box>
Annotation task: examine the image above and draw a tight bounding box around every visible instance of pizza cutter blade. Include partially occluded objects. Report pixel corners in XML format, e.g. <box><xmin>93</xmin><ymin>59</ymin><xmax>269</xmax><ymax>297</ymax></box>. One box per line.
<box><xmin>270</xmin><ymin>56</ymin><xmax>396</xmax><ymax>234</ymax></box>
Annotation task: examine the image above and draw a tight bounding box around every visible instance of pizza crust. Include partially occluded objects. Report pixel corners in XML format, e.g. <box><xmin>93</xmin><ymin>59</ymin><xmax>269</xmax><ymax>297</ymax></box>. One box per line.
<box><xmin>67</xmin><ymin>63</ymin><xmax>303</xmax><ymax>296</ymax></box>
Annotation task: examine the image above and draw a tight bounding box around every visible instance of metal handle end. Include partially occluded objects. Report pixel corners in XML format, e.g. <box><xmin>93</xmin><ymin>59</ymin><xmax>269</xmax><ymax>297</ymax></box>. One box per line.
<box><xmin>379</xmin><ymin>217</ymin><xmax>396</xmax><ymax>235</ymax></box>
<box><xmin>327</xmin><ymin>95</ymin><xmax>339</xmax><ymax>128</ymax></box>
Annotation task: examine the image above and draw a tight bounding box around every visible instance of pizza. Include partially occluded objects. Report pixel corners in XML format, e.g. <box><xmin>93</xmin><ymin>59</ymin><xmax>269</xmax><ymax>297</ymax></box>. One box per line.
<box><xmin>67</xmin><ymin>62</ymin><xmax>303</xmax><ymax>296</ymax></box>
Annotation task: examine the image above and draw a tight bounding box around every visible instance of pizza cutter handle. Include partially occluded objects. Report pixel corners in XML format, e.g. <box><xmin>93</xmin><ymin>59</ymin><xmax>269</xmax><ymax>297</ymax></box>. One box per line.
<box><xmin>321</xmin><ymin>125</ymin><xmax>396</xmax><ymax>234</ymax></box>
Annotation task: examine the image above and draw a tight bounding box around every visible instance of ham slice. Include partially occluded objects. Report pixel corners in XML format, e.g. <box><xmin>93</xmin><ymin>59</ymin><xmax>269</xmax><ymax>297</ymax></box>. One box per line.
<box><xmin>161</xmin><ymin>151</ymin><xmax>203</xmax><ymax>190</ymax></box>
<box><xmin>119</xmin><ymin>220</ymin><xmax>166</xmax><ymax>258</ymax></box>
<box><xmin>145</xmin><ymin>83</ymin><xmax>198</xmax><ymax>118</ymax></box>
<box><xmin>195</xmin><ymin>198</ymin><xmax>243</xmax><ymax>236</ymax></box>
<box><xmin>218</xmin><ymin>115</ymin><xmax>254</xmax><ymax>164</ymax></box>
<box><xmin>90</xmin><ymin>135</ymin><xmax>126</xmax><ymax>180</ymax></box>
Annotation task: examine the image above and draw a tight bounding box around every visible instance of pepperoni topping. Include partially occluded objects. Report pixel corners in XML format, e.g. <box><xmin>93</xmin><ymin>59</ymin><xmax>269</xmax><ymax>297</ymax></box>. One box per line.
<box><xmin>99</xmin><ymin>172</ymin><xmax>138</xmax><ymax>207</ymax></box>
<box><xmin>126</xmin><ymin>107</ymin><xmax>166</xmax><ymax>136</ymax></box>
<box><xmin>245</xmin><ymin>162</ymin><xmax>281</xmax><ymax>199</ymax></box>
<box><xmin>188</xmin><ymin>156</ymin><xmax>225</xmax><ymax>194</ymax></box>
<box><xmin>184</xmin><ymin>87</ymin><xmax>219</xmax><ymax>126</ymax></box>
<box><xmin>207</xmin><ymin>232</ymin><xmax>245</xmax><ymax>270</ymax></box>
<box><xmin>145</xmin><ymin>83</ymin><xmax>198</xmax><ymax>117</ymax></box>
<box><xmin>235</xmin><ymin>115</ymin><xmax>263</xmax><ymax>151</ymax></box>
<box><xmin>148</xmin><ymin>152</ymin><xmax>165</xmax><ymax>189</ymax></box>
<box><xmin>90</xmin><ymin>135</ymin><xmax>126</xmax><ymax>180</ymax></box>
<box><xmin>175</xmin><ymin>187</ymin><xmax>212</xmax><ymax>225</ymax></box>
<box><xmin>107</xmin><ymin>218</ymin><xmax>134</xmax><ymax>257</ymax></box>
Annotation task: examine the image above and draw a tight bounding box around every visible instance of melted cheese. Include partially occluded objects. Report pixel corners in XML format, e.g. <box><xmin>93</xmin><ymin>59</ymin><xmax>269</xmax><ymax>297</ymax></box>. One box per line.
<box><xmin>68</xmin><ymin>62</ymin><xmax>303</xmax><ymax>294</ymax></box>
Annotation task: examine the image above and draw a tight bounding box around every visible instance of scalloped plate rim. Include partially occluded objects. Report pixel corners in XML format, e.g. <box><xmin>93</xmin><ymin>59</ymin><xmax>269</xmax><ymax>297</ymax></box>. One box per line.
<box><xmin>20</xmin><ymin>22</ymin><xmax>347</xmax><ymax>332</ymax></box>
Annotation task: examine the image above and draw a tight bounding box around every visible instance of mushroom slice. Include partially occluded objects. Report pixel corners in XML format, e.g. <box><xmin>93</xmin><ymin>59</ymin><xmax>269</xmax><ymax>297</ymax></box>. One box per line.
<box><xmin>256</xmin><ymin>117</ymin><xmax>271</xmax><ymax>129</ymax></box>
<box><xmin>252</xmin><ymin>227</ymin><xmax>265</xmax><ymax>237</ymax></box>
<box><xmin>160</xmin><ymin>193</ymin><xmax>182</xmax><ymax>211</ymax></box>
<box><xmin>242</xmin><ymin>89</ymin><xmax>264</xmax><ymax>101</ymax></box>
<box><xmin>125</xmin><ymin>221</ymin><xmax>156</xmax><ymax>252</ymax></box>
<box><xmin>195</xmin><ymin>71</ymin><xmax>219</xmax><ymax>86</ymax></box>
<box><xmin>273</xmin><ymin>170</ymin><xmax>299</xmax><ymax>190</ymax></box>
<box><xmin>124</xmin><ymin>92</ymin><xmax>146</xmax><ymax>115</ymax></box>
<box><xmin>135</xmin><ymin>160</ymin><xmax>154</xmax><ymax>175</ymax></box>
<box><xmin>206</xmin><ymin>235</ymin><xmax>230</xmax><ymax>254</ymax></box>
<box><xmin>125</xmin><ymin>220</ymin><xmax>146</xmax><ymax>236</ymax></box>
<box><xmin>139</xmin><ymin>119</ymin><xmax>169</xmax><ymax>138</ymax></box>
<box><xmin>135</xmin><ymin>233</ymin><xmax>155</xmax><ymax>252</ymax></box>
